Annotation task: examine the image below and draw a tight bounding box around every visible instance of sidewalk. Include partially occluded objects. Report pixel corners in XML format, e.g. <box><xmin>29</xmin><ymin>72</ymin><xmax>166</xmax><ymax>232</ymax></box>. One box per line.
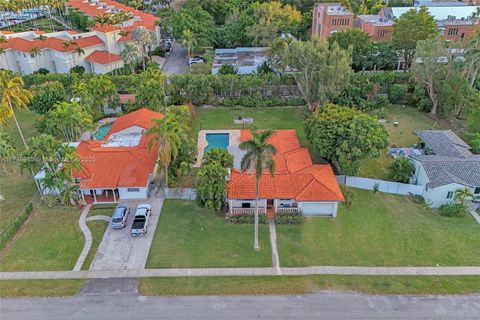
<box><xmin>2</xmin><ymin>266</ymin><xmax>480</xmax><ymax>280</ymax></box>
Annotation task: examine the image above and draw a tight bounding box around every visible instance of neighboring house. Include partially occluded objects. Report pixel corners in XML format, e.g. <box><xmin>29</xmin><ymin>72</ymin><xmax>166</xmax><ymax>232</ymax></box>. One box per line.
<box><xmin>409</xmin><ymin>130</ymin><xmax>480</xmax><ymax>207</ymax></box>
<box><xmin>35</xmin><ymin>108</ymin><xmax>163</xmax><ymax>203</ymax></box>
<box><xmin>227</xmin><ymin>130</ymin><xmax>344</xmax><ymax>217</ymax></box>
<box><xmin>311</xmin><ymin>3</ymin><xmax>354</xmax><ymax>40</ymax></box>
<box><xmin>0</xmin><ymin>0</ymin><xmax>161</xmax><ymax>74</ymax></box>
<box><xmin>211</xmin><ymin>47</ymin><xmax>269</xmax><ymax>75</ymax></box>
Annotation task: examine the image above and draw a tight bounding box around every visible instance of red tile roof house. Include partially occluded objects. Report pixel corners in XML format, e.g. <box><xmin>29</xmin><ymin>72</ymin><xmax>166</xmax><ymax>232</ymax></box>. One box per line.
<box><xmin>227</xmin><ymin>130</ymin><xmax>344</xmax><ymax>217</ymax></box>
<box><xmin>73</xmin><ymin>108</ymin><xmax>163</xmax><ymax>204</ymax></box>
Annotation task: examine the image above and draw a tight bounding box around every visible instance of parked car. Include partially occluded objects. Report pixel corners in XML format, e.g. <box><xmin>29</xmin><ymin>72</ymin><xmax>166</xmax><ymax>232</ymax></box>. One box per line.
<box><xmin>131</xmin><ymin>204</ymin><xmax>152</xmax><ymax>236</ymax></box>
<box><xmin>188</xmin><ymin>56</ymin><xmax>206</xmax><ymax>65</ymax></box>
<box><xmin>111</xmin><ymin>204</ymin><xmax>130</xmax><ymax>229</ymax></box>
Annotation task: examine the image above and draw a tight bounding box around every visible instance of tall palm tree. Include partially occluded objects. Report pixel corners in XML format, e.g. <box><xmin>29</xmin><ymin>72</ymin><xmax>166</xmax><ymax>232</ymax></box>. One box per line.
<box><xmin>93</xmin><ymin>13</ymin><xmax>114</xmax><ymax>66</ymax></box>
<box><xmin>74</xmin><ymin>46</ymin><xmax>85</xmax><ymax>67</ymax></box>
<box><xmin>239</xmin><ymin>129</ymin><xmax>277</xmax><ymax>251</ymax></box>
<box><xmin>0</xmin><ymin>71</ymin><xmax>32</xmax><ymax>149</ymax></box>
<box><xmin>29</xmin><ymin>47</ymin><xmax>42</xmax><ymax>71</ymax></box>
<box><xmin>465</xmin><ymin>30</ymin><xmax>480</xmax><ymax>88</ymax></box>
<box><xmin>146</xmin><ymin>115</ymin><xmax>182</xmax><ymax>188</ymax></box>
<box><xmin>181</xmin><ymin>29</ymin><xmax>196</xmax><ymax>71</ymax></box>
<box><xmin>455</xmin><ymin>188</ymin><xmax>475</xmax><ymax>205</ymax></box>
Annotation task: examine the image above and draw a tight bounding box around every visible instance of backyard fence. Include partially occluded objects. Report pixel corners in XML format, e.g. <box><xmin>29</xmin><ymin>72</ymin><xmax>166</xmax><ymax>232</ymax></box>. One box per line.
<box><xmin>165</xmin><ymin>188</ymin><xmax>197</xmax><ymax>200</ymax></box>
<box><xmin>337</xmin><ymin>175</ymin><xmax>424</xmax><ymax>196</ymax></box>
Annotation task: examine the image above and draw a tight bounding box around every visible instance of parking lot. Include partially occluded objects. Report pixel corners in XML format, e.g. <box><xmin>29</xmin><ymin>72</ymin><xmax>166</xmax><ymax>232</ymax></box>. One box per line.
<box><xmin>89</xmin><ymin>198</ymin><xmax>164</xmax><ymax>271</ymax></box>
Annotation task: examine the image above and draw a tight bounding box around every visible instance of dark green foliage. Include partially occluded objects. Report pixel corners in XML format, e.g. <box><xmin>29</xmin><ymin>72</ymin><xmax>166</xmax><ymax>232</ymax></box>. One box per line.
<box><xmin>171</xmin><ymin>6</ymin><xmax>216</xmax><ymax>47</ymax></box>
<box><xmin>438</xmin><ymin>203</ymin><xmax>468</xmax><ymax>218</ymax></box>
<box><xmin>274</xmin><ymin>212</ymin><xmax>303</xmax><ymax>224</ymax></box>
<box><xmin>70</xmin><ymin>65</ymin><xmax>85</xmax><ymax>74</ymax></box>
<box><xmin>340</xmin><ymin>185</ymin><xmax>354</xmax><ymax>208</ymax></box>
<box><xmin>203</xmin><ymin>149</ymin><xmax>234</xmax><ymax>168</ymax></box>
<box><xmin>388</xmin><ymin>156</ymin><xmax>415</xmax><ymax>183</ymax></box>
<box><xmin>304</xmin><ymin>104</ymin><xmax>389</xmax><ymax>175</ymax></box>
<box><xmin>221</xmin><ymin>94</ymin><xmax>305</xmax><ymax>108</ymax></box>
<box><xmin>218</xmin><ymin>64</ymin><xmax>238</xmax><ymax>75</ymax></box>
<box><xmin>227</xmin><ymin>213</ymin><xmax>269</xmax><ymax>224</ymax></box>
<box><xmin>28</xmin><ymin>81</ymin><xmax>67</xmax><ymax>114</ymax></box>
<box><xmin>32</xmin><ymin>68</ymin><xmax>49</xmax><ymax>75</ymax></box>
<box><xmin>70</xmin><ymin>9</ymin><xmax>91</xmax><ymax>32</ymax></box>
<box><xmin>388</xmin><ymin>84</ymin><xmax>408</xmax><ymax>104</ymax></box>
<box><xmin>464</xmin><ymin>132</ymin><xmax>480</xmax><ymax>154</ymax></box>
<box><xmin>196</xmin><ymin>162</ymin><xmax>228</xmax><ymax>211</ymax></box>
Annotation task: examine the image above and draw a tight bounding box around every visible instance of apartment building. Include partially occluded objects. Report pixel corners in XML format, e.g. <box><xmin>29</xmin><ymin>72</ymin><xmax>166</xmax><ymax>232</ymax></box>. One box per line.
<box><xmin>357</xmin><ymin>15</ymin><xmax>394</xmax><ymax>41</ymax></box>
<box><xmin>0</xmin><ymin>0</ymin><xmax>160</xmax><ymax>74</ymax></box>
<box><xmin>311</xmin><ymin>3</ymin><xmax>354</xmax><ymax>40</ymax></box>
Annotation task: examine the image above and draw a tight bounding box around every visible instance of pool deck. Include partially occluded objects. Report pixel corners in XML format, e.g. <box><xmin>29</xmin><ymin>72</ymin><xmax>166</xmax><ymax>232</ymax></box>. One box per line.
<box><xmin>194</xmin><ymin>130</ymin><xmax>241</xmax><ymax>168</ymax></box>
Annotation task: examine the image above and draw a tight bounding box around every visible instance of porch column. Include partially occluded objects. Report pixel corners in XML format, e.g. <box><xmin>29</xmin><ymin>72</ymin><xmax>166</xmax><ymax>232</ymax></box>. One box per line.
<box><xmin>92</xmin><ymin>190</ymin><xmax>97</xmax><ymax>203</ymax></box>
<box><xmin>228</xmin><ymin>199</ymin><xmax>233</xmax><ymax>215</ymax></box>
<box><xmin>81</xmin><ymin>190</ymin><xmax>85</xmax><ymax>202</ymax></box>
<box><xmin>273</xmin><ymin>199</ymin><xmax>278</xmax><ymax>213</ymax></box>
<box><xmin>113</xmin><ymin>189</ymin><xmax>117</xmax><ymax>202</ymax></box>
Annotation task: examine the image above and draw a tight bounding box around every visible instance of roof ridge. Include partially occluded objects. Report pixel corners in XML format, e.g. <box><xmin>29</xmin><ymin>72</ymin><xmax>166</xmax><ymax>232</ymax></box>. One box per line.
<box><xmin>294</xmin><ymin>175</ymin><xmax>317</xmax><ymax>199</ymax></box>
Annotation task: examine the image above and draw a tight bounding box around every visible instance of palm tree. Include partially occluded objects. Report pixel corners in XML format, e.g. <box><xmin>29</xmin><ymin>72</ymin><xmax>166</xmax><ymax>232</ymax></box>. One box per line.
<box><xmin>0</xmin><ymin>71</ymin><xmax>32</xmax><ymax>149</ymax></box>
<box><xmin>465</xmin><ymin>31</ymin><xmax>480</xmax><ymax>88</ymax></box>
<box><xmin>146</xmin><ymin>115</ymin><xmax>182</xmax><ymax>188</ymax></box>
<box><xmin>62</xmin><ymin>39</ymin><xmax>77</xmax><ymax>70</ymax></box>
<box><xmin>29</xmin><ymin>47</ymin><xmax>42</xmax><ymax>71</ymax></box>
<box><xmin>239</xmin><ymin>129</ymin><xmax>277</xmax><ymax>251</ymax></box>
<box><xmin>455</xmin><ymin>188</ymin><xmax>475</xmax><ymax>205</ymax></box>
<box><xmin>181</xmin><ymin>29</ymin><xmax>196</xmax><ymax>71</ymax></box>
<box><xmin>93</xmin><ymin>13</ymin><xmax>114</xmax><ymax>66</ymax></box>
<box><xmin>74</xmin><ymin>46</ymin><xmax>85</xmax><ymax>67</ymax></box>
<box><xmin>35</xmin><ymin>34</ymin><xmax>47</xmax><ymax>42</ymax></box>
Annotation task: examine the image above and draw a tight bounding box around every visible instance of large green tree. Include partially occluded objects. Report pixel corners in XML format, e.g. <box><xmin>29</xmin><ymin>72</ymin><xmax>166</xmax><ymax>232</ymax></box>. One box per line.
<box><xmin>281</xmin><ymin>38</ymin><xmax>352</xmax><ymax>112</ymax></box>
<box><xmin>304</xmin><ymin>104</ymin><xmax>389</xmax><ymax>175</ymax></box>
<box><xmin>247</xmin><ymin>1</ymin><xmax>301</xmax><ymax>46</ymax></box>
<box><xmin>240</xmin><ymin>129</ymin><xmax>276</xmax><ymax>251</ymax></box>
<box><xmin>28</xmin><ymin>81</ymin><xmax>66</xmax><ymax>114</ymax></box>
<box><xmin>388</xmin><ymin>156</ymin><xmax>415</xmax><ymax>183</ymax></box>
<box><xmin>392</xmin><ymin>7</ymin><xmax>438</xmax><ymax>70</ymax></box>
<box><xmin>196</xmin><ymin>161</ymin><xmax>228</xmax><ymax>211</ymax></box>
<box><xmin>136</xmin><ymin>67</ymin><xmax>167</xmax><ymax>111</ymax></box>
<box><xmin>171</xmin><ymin>6</ymin><xmax>216</xmax><ymax>47</ymax></box>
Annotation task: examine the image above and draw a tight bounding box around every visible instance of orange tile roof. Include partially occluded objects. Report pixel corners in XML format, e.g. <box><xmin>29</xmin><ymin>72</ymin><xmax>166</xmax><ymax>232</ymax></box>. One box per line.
<box><xmin>85</xmin><ymin>50</ymin><xmax>122</xmax><ymax>64</ymax></box>
<box><xmin>0</xmin><ymin>35</ymin><xmax>104</xmax><ymax>53</ymax></box>
<box><xmin>228</xmin><ymin>130</ymin><xmax>344</xmax><ymax>202</ymax></box>
<box><xmin>73</xmin><ymin>108</ymin><xmax>164</xmax><ymax>189</ymax></box>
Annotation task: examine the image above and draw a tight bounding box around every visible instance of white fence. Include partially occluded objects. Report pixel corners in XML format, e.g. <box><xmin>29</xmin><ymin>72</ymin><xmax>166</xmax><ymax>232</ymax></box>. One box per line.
<box><xmin>165</xmin><ymin>188</ymin><xmax>197</xmax><ymax>200</ymax></box>
<box><xmin>340</xmin><ymin>176</ymin><xmax>424</xmax><ymax>196</ymax></box>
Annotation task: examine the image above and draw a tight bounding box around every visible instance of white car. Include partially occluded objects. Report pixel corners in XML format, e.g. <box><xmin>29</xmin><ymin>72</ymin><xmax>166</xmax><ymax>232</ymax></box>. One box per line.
<box><xmin>188</xmin><ymin>56</ymin><xmax>206</xmax><ymax>65</ymax></box>
<box><xmin>131</xmin><ymin>204</ymin><xmax>152</xmax><ymax>237</ymax></box>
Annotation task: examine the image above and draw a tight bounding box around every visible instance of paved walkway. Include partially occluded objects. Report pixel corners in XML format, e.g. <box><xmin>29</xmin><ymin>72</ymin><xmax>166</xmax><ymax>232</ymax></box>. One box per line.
<box><xmin>73</xmin><ymin>205</ymin><xmax>92</xmax><ymax>271</ymax></box>
<box><xmin>269</xmin><ymin>219</ymin><xmax>281</xmax><ymax>275</ymax></box>
<box><xmin>467</xmin><ymin>202</ymin><xmax>480</xmax><ymax>224</ymax></box>
<box><xmin>2</xmin><ymin>266</ymin><xmax>480</xmax><ymax>280</ymax></box>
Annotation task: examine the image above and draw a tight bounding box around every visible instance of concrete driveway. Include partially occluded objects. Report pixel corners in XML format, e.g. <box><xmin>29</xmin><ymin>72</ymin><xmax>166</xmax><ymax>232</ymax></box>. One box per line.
<box><xmin>89</xmin><ymin>197</ymin><xmax>164</xmax><ymax>271</ymax></box>
<box><xmin>162</xmin><ymin>42</ymin><xmax>187</xmax><ymax>74</ymax></box>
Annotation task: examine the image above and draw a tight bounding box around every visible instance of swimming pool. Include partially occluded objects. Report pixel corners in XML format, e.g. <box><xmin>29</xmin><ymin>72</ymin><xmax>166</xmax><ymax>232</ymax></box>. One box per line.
<box><xmin>92</xmin><ymin>122</ymin><xmax>113</xmax><ymax>140</ymax></box>
<box><xmin>204</xmin><ymin>133</ymin><xmax>229</xmax><ymax>153</ymax></box>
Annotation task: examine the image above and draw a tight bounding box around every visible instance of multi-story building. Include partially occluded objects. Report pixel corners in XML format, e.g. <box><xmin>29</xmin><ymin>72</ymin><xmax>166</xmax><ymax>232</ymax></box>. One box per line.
<box><xmin>379</xmin><ymin>6</ymin><xmax>480</xmax><ymax>42</ymax></box>
<box><xmin>311</xmin><ymin>3</ymin><xmax>354</xmax><ymax>40</ymax></box>
<box><xmin>312</xmin><ymin>2</ymin><xmax>479</xmax><ymax>44</ymax></box>
<box><xmin>0</xmin><ymin>0</ymin><xmax>160</xmax><ymax>74</ymax></box>
<box><xmin>357</xmin><ymin>15</ymin><xmax>394</xmax><ymax>41</ymax></box>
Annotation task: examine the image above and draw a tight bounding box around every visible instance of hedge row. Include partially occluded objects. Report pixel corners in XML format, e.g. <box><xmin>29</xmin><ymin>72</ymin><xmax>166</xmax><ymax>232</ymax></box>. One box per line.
<box><xmin>0</xmin><ymin>200</ymin><xmax>34</xmax><ymax>250</ymax></box>
<box><xmin>226</xmin><ymin>212</ymin><xmax>303</xmax><ymax>224</ymax></box>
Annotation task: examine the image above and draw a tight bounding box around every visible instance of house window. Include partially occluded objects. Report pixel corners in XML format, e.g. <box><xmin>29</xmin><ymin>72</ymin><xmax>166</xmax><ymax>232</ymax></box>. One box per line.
<box><xmin>474</xmin><ymin>187</ymin><xmax>480</xmax><ymax>194</ymax></box>
<box><xmin>127</xmin><ymin>188</ymin><xmax>140</xmax><ymax>192</ymax></box>
<box><xmin>425</xmin><ymin>185</ymin><xmax>429</xmax><ymax>192</ymax></box>
<box><xmin>241</xmin><ymin>202</ymin><xmax>251</xmax><ymax>208</ymax></box>
<box><xmin>446</xmin><ymin>191</ymin><xmax>453</xmax><ymax>199</ymax></box>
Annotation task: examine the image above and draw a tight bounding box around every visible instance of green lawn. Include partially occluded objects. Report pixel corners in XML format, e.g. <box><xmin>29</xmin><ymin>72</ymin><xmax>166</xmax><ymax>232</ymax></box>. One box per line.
<box><xmin>0</xmin><ymin>280</ymin><xmax>85</xmax><ymax>297</ymax></box>
<box><xmin>139</xmin><ymin>275</ymin><xmax>480</xmax><ymax>296</ymax></box>
<box><xmin>0</xmin><ymin>109</ymin><xmax>39</xmax><ymax>234</ymax></box>
<box><xmin>359</xmin><ymin>105</ymin><xmax>442</xmax><ymax>179</ymax></box>
<box><xmin>192</xmin><ymin>106</ymin><xmax>308</xmax><ymax>146</ymax></box>
<box><xmin>0</xmin><ymin>205</ymin><xmax>84</xmax><ymax>271</ymax></box>
<box><xmin>146</xmin><ymin>200</ymin><xmax>272</xmax><ymax>268</ymax></box>
<box><xmin>87</xmin><ymin>205</ymin><xmax>116</xmax><ymax>218</ymax></box>
<box><xmin>276</xmin><ymin>189</ymin><xmax>480</xmax><ymax>267</ymax></box>
<box><xmin>81</xmin><ymin>220</ymin><xmax>108</xmax><ymax>270</ymax></box>
<box><xmin>2</xmin><ymin>17</ymin><xmax>65</xmax><ymax>33</ymax></box>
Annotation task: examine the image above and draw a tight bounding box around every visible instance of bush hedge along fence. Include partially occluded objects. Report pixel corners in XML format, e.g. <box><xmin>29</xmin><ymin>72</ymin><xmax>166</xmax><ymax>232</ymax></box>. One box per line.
<box><xmin>0</xmin><ymin>200</ymin><xmax>34</xmax><ymax>250</ymax></box>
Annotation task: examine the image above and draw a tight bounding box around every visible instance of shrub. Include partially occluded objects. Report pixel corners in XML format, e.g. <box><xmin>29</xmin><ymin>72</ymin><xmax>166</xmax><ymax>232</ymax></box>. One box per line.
<box><xmin>151</xmin><ymin>47</ymin><xmax>166</xmax><ymax>57</ymax></box>
<box><xmin>203</xmin><ymin>149</ymin><xmax>233</xmax><ymax>168</ymax></box>
<box><xmin>388</xmin><ymin>156</ymin><xmax>415</xmax><ymax>183</ymax></box>
<box><xmin>70</xmin><ymin>65</ymin><xmax>85</xmax><ymax>74</ymax></box>
<box><xmin>388</xmin><ymin>84</ymin><xmax>408</xmax><ymax>103</ymax></box>
<box><xmin>28</xmin><ymin>81</ymin><xmax>67</xmax><ymax>114</ymax></box>
<box><xmin>33</xmin><ymin>68</ymin><xmax>50</xmax><ymax>75</ymax></box>
<box><xmin>227</xmin><ymin>213</ymin><xmax>269</xmax><ymax>224</ymax></box>
<box><xmin>340</xmin><ymin>185</ymin><xmax>354</xmax><ymax>208</ymax></box>
<box><xmin>218</xmin><ymin>64</ymin><xmax>238</xmax><ymax>75</ymax></box>
<box><xmin>438</xmin><ymin>203</ymin><xmax>468</xmax><ymax>218</ymax></box>
<box><xmin>416</xmin><ymin>98</ymin><xmax>433</xmax><ymax>112</ymax></box>
<box><xmin>274</xmin><ymin>212</ymin><xmax>303</xmax><ymax>224</ymax></box>
<box><xmin>407</xmin><ymin>194</ymin><xmax>425</xmax><ymax>205</ymax></box>
<box><xmin>0</xmin><ymin>201</ymin><xmax>34</xmax><ymax>250</ymax></box>
<box><xmin>373</xmin><ymin>95</ymin><xmax>390</xmax><ymax>109</ymax></box>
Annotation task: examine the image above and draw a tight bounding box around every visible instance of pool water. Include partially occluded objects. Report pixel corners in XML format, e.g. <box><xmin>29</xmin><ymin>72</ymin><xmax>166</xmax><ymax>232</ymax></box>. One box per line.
<box><xmin>92</xmin><ymin>122</ymin><xmax>113</xmax><ymax>140</ymax></box>
<box><xmin>205</xmin><ymin>133</ymin><xmax>229</xmax><ymax>153</ymax></box>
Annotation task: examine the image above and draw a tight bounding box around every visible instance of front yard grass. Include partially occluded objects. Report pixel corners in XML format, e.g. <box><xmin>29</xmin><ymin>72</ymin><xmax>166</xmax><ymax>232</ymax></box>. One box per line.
<box><xmin>0</xmin><ymin>109</ymin><xmax>39</xmax><ymax>234</ymax></box>
<box><xmin>146</xmin><ymin>200</ymin><xmax>272</xmax><ymax>268</ymax></box>
<box><xmin>81</xmin><ymin>220</ymin><xmax>109</xmax><ymax>270</ymax></box>
<box><xmin>0</xmin><ymin>205</ymin><xmax>84</xmax><ymax>271</ymax></box>
<box><xmin>0</xmin><ymin>280</ymin><xmax>85</xmax><ymax>297</ymax></box>
<box><xmin>359</xmin><ymin>105</ymin><xmax>442</xmax><ymax>180</ymax></box>
<box><xmin>276</xmin><ymin>189</ymin><xmax>480</xmax><ymax>267</ymax></box>
<box><xmin>138</xmin><ymin>275</ymin><xmax>480</xmax><ymax>296</ymax></box>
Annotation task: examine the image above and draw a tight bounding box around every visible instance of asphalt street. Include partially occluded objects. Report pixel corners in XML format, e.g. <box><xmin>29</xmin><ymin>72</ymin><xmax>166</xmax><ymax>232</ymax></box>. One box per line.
<box><xmin>162</xmin><ymin>42</ymin><xmax>187</xmax><ymax>75</ymax></box>
<box><xmin>1</xmin><ymin>291</ymin><xmax>480</xmax><ymax>320</ymax></box>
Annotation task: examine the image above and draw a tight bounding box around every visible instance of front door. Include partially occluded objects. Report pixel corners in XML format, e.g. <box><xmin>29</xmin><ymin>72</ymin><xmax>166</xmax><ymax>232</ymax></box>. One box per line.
<box><xmin>267</xmin><ymin>199</ymin><xmax>274</xmax><ymax>208</ymax></box>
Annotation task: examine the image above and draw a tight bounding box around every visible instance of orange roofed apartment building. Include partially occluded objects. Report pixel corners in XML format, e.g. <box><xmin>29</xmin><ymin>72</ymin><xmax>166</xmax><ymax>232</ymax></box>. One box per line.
<box><xmin>0</xmin><ymin>0</ymin><xmax>160</xmax><ymax>74</ymax></box>
<box><xmin>70</xmin><ymin>109</ymin><xmax>162</xmax><ymax>204</ymax></box>
<box><xmin>227</xmin><ymin>130</ymin><xmax>344</xmax><ymax>217</ymax></box>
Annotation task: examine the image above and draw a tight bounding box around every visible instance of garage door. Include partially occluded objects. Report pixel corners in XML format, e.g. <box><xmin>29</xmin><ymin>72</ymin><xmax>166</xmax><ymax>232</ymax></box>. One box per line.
<box><xmin>301</xmin><ymin>202</ymin><xmax>335</xmax><ymax>216</ymax></box>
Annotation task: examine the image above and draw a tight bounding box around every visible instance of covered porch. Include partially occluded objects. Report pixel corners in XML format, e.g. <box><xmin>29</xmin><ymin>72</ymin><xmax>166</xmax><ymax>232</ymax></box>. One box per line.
<box><xmin>81</xmin><ymin>189</ymin><xmax>120</xmax><ymax>204</ymax></box>
<box><xmin>228</xmin><ymin>199</ymin><xmax>301</xmax><ymax>216</ymax></box>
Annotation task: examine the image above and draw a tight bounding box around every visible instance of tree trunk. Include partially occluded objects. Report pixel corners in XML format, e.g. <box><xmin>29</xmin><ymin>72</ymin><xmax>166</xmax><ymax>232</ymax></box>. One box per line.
<box><xmin>11</xmin><ymin>105</ymin><xmax>28</xmax><ymax>150</ymax></box>
<box><xmin>470</xmin><ymin>67</ymin><xmax>478</xmax><ymax>88</ymax></box>
<box><xmin>254</xmin><ymin>177</ymin><xmax>260</xmax><ymax>251</ymax></box>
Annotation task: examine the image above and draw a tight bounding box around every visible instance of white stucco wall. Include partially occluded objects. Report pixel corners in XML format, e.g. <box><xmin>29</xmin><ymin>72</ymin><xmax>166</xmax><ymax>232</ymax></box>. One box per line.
<box><xmin>118</xmin><ymin>187</ymin><xmax>148</xmax><ymax>199</ymax></box>
<box><xmin>422</xmin><ymin>183</ymin><xmax>475</xmax><ymax>208</ymax></box>
<box><xmin>230</xmin><ymin>199</ymin><xmax>267</xmax><ymax>208</ymax></box>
